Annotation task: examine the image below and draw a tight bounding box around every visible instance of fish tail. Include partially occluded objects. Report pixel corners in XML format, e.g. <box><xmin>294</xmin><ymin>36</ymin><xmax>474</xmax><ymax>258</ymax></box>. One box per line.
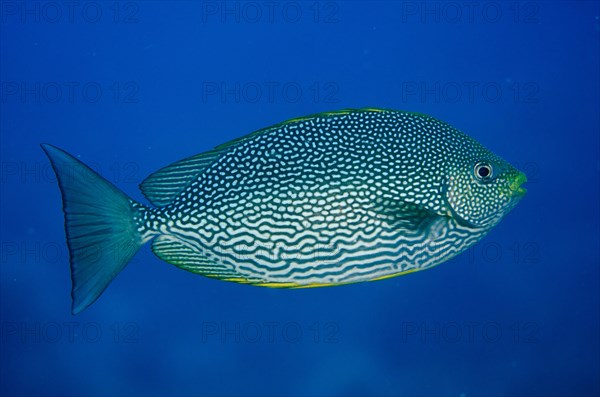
<box><xmin>41</xmin><ymin>144</ymin><xmax>145</xmax><ymax>314</ymax></box>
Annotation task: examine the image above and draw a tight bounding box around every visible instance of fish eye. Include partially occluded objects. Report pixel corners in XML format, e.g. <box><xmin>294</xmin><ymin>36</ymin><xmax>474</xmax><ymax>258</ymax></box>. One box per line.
<box><xmin>474</xmin><ymin>162</ymin><xmax>493</xmax><ymax>180</ymax></box>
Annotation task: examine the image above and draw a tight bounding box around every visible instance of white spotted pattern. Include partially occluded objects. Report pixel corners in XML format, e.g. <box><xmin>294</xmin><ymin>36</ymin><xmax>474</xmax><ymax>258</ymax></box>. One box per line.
<box><xmin>132</xmin><ymin>109</ymin><xmax>525</xmax><ymax>286</ymax></box>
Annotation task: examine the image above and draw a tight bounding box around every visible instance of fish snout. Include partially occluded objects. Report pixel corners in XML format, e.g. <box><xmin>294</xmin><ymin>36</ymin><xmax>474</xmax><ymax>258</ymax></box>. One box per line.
<box><xmin>509</xmin><ymin>171</ymin><xmax>528</xmax><ymax>197</ymax></box>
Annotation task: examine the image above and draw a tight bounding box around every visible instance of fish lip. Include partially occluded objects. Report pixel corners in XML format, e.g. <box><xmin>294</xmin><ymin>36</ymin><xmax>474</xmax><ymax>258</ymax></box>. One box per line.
<box><xmin>510</xmin><ymin>172</ymin><xmax>528</xmax><ymax>196</ymax></box>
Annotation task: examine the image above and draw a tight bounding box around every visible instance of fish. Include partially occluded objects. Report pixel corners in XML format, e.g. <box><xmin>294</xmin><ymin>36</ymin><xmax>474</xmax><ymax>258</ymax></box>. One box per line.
<box><xmin>42</xmin><ymin>108</ymin><xmax>527</xmax><ymax>314</ymax></box>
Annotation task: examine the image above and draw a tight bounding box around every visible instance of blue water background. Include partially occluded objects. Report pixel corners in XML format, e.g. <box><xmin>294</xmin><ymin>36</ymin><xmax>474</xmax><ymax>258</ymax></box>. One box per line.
<box><xmin>1</xmin><ymin>1</ymin><xmax>599</xmax><ymax>396</ymax></box>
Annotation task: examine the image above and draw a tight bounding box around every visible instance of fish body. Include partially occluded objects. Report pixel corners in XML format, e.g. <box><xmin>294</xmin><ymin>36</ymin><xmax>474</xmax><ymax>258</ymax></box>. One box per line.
<box><xmin>42</xmin><ymin>109</ymin><xmax>527</xmax><ymax>313</ymax></box>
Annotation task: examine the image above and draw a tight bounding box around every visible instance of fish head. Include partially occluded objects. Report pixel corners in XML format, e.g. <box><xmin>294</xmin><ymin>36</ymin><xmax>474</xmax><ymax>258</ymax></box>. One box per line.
<box><xmin>444</xmin><ymin>145</ymin><xmax>527</xmax><ymax>229</ymax></box>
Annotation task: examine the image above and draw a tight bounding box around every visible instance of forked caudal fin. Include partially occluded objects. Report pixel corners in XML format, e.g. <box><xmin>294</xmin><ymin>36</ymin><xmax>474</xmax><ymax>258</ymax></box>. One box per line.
<box><xmin>41</xmin><ymin>144</ymin><xmax>144</xmax><ymax>314</ymax></box>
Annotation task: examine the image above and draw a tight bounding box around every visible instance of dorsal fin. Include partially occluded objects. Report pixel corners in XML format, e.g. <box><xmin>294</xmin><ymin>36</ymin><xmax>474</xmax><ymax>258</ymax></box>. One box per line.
<box><xmin>139</xmin><ymin>123</ymin><xmax>285</xmax><ymax>206</ymax></box>
<box><xmin>138</xmin><ymin>125</ymin><xmax>279</xmax><ymax>206</ymax></box>
<box><xmin>139</xmin><ymin>150</ymin><xmax>221</xmax><ymax>206</ymax></box>
<box><xmin>139</xmin><ymin>109</ymin><xmax>388</xmax><ymax>206</ymax></box>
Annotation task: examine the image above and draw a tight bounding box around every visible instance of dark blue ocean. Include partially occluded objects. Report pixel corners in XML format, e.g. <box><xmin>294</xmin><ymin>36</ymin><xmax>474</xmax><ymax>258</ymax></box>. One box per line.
<box><xmin>1</xmin><ymin>1</ymin><xmax>599</xmax><ymax>396</ymax></box>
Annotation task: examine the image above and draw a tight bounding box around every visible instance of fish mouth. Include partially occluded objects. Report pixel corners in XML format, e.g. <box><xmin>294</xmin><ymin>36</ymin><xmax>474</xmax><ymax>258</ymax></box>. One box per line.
<box><xmin>509</xmin><ymin>172</ymin><xmax>528</xmax><ymax>196</ymax></box>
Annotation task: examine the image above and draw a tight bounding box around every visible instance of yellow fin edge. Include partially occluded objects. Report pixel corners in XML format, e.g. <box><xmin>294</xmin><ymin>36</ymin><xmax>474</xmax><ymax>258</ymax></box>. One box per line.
<box><xmin>222</xmin><ymin>267</ymin><xmax>422</xmax><ymax>289</ymax></box>
<box><xmin>283</xmin><ymin>108</ymin><xmax>388</xmax><ymax>125</ymax></box>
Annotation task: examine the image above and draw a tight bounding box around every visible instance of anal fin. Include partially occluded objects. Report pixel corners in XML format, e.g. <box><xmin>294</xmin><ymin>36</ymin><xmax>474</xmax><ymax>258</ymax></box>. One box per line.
<box><xmin>151</xmin><ymin>236</ymin><xmax>237</xmax><ymax>279</ymax></box>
